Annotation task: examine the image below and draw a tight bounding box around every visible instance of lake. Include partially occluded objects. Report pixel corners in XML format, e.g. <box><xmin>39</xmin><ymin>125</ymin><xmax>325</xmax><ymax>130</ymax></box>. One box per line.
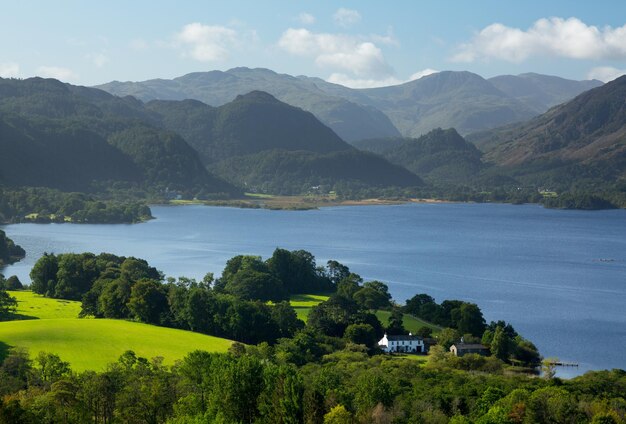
<box><xmin>2</xmin><ymin>203</ymin><xmax>625</xmax><ymax>377</ymax></box>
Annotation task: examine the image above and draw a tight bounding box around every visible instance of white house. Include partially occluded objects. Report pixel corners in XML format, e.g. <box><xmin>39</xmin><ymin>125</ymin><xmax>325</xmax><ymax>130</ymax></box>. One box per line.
<box><xmin>378</xmin><ymin>333</ymin><xmax>425</xmax><ymax>353</ymax></box>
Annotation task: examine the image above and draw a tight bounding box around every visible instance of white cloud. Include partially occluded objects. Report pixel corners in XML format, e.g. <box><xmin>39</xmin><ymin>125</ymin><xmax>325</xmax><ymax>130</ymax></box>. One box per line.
<box><xmin>174</xmin><ymin>22</ymin><xmax>239</xmax><ymax>62</ymax></box>
<box><xmin>297</xmin><ymin>12</ymin><xmax>315</xmax><ymax>25</ymax></box>
<box><xmin>328</xmin><ymin>68</ymin><xmax>440</xmax><ymax>88</ymax></box>
<box><xmin>587</xmin><ymin>66</ymin><xmax>626</xmax><ymax>82</ymax></box>
<box><xmin>87</xmin><ymin>52</ymin><xmax>109</xmax><ymax>68</ymax></box>
<box><xmin>327</xmin><ymin>74</ymin><xmax>403</xmax><ymax>89</ymax></box>
<box><xmin>37</xmin><ymin>66</ymin><xmax>78</xmax><ymax>82</ymax></box>
<box><xmin>453</xmin><ymin>17</ymin><xmax>626</xmax><ymax>62</ymax></box>
<box><xmin>409</xmin><ymin>68</ymin><xmax>439</xmax><ymax>80</ymax></box>
<box><xmin>278</xmin><ymin>28</ymin><xmax>393</xmax><ymax>80</ymax></box>
<box><xmin>333</xmin><ymin>8</ymin><xmax>361</xmax><ymax>28</ymax></box>
<box><xmin>0</xmin><ymin>62</ymin><xmax>19</xmax><ymax>78</ymax></box>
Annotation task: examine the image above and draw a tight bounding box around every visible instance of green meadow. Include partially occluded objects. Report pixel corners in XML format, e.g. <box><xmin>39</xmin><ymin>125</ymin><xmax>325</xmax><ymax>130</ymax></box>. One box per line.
<box><xmin>288</xmin><ymin>293</ymin><xmax>441</xmax><ymax>334</ymax></box>
<box><xmin>1</xmin><ymin>291</ymin><xmax>233</xmax><ymax>371</ymax></box>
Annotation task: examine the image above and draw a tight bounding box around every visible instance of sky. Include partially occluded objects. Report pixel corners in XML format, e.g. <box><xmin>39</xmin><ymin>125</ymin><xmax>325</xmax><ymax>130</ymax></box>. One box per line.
<box><xmin>2</xmin><ymin>0</ymin><xmax>626</xmax><ymax>88</ymax></box>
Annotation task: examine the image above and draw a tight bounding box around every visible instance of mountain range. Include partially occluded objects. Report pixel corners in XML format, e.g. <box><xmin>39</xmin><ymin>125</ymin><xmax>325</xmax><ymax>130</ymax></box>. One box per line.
<box><xmin>97</xmin><ymin>68</ymin><xmax>601</xmax><ymax>140</ymax></box>
<box><xmin>0</xmin><ymin>77</ymin><xmax>422</xmax><ymax>196</ymax></box>
<box><xmin>469</xmin><ymin>75</ymin><xmax>626</xmax><ymax>189</ymax></box>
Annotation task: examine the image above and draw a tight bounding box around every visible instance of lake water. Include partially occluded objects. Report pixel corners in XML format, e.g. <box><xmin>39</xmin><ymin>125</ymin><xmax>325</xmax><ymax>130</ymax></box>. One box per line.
<box><xmin>2</xmin><ymin>203</ymin><xmax>625</xmax><ymax>377</ymax></box>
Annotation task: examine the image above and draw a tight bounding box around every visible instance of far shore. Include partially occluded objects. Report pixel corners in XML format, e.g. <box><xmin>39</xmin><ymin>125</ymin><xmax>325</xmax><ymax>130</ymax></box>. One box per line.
<box><xmin>166</xmin><ymin>194</ymin><xmax>453</xmax><ymax>211</ymax></box>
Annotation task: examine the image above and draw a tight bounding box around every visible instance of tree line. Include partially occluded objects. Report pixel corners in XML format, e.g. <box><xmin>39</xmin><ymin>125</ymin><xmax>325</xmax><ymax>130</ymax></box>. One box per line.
<box><xmin>0</xmin><ymin>345</ymin><xmax>624</xmax><ymax>424</ymax></box>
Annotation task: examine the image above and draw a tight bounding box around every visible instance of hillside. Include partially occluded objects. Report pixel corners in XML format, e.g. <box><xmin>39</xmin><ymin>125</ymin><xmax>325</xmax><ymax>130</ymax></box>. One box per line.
<box><xmin>214</xmin><ymin>149</ymin><xmax>424</xmax><ymax>194</ymax></box>
<box><xmin>97</xmin><ymin>67</ymin><xmax>401</xmax><ymax>142</ymax></box>
<box><xmin>0</xmin><ymin>291</ymin><xmax>233</xmax><ymax>370</ymax></box>
<box><xmin>488</xmin><ymin>73</ymin><xmax>603</xmax><ymax>113</ymax></box>
<box><xmin>0</xmin><ymin>77</ymin><xmax>237</xmax><ymax>195</ymax></box>
<box><xmin>357</xmin><ymin>71</ymin><xmax>537</xmax><ymax>137</ymax></box>
<box><xmin>98</xmin><ymin>68</ymin><xmax>603</xmax><ymax>143</ymax></box>
<box><xmin>355</xmin><ymin>128</ymin><xmax>484</xmax><ymax>184</ymax></box>
<box><xmin>146</xmin><ymin>91</ymin><xmax>353</xmax><ymax>163</ymax></box>
<box><xmin>473</xmin><ymin>75</ymin><xmax>626</xmax><ymax>188</ymax></box>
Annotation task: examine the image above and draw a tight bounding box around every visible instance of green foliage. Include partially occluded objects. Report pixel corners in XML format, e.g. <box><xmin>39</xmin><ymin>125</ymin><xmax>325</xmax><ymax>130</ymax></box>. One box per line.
<box><xmin>0</xmin><ymin>187</ymin><xmax>153</xmax><ymax>224</ymax></box>
<box><xmin>0</xmin><ymin>289</ymin><xmax>17</xmax><ymax>320</ymax></box>
<box><xmin>214</xmin><ymin>148</ymin><xmax>424</xmax><ymax>196</ymax></box>
<box><xmin>405</xmin><ymin>294</ymin><xmax>485</xmax><ymax>336</ymax></box>
<box><xmin>0</xmin><ymin>230</ymin><xmax>25</xmax><ymax>266</ymax></box>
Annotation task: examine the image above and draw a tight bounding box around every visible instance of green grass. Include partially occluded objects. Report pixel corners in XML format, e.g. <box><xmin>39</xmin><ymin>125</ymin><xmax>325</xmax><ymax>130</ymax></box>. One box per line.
<box><xmin>289</xmin><ymin>294</ymin><xmax>329</xmax><ymax>321</ymax></box>
<box><xmin>375</xmin><ymin>310</ymin><xmax>441</xmax><ymax>335</ymax></box>
<box><xmin>0</xmin><ymin>319</ymin><xmax>233</xmax><ymax>371</ymax></box>
<box><xmin>8</xmin><ymin>291</ymin><xmax>82</xmax><ymax>319</ymax></box>
<box><xmin>1</xmin><ymin>291</ymin><xmax>234</xmax><ymax>371</ymax></box>
<box><xmin>288</xmin><ymin>294</ymin><xmax>441</xmax><ymax>335</ymax></box>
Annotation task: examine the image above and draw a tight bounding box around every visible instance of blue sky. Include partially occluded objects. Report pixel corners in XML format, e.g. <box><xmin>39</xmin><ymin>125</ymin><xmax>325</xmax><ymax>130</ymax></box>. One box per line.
<box><xmin>2</xmin><ymin>1</ymin><xmax>626</xmax><ymax>87</ymax></box>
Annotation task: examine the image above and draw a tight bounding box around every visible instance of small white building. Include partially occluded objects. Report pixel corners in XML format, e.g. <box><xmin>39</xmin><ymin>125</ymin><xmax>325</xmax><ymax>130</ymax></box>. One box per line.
<box><xmin>378</xmin><ymin>333</ymin><xmax>425</xmax><ymax>353</ymax></box>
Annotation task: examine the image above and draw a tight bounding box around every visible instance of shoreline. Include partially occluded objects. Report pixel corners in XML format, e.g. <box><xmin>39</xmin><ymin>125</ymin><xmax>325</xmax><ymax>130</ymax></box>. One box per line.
<box><xmin>166</xmin><ymin>195</ymin><xmax>454</xmax><ymax>211</ymax></box>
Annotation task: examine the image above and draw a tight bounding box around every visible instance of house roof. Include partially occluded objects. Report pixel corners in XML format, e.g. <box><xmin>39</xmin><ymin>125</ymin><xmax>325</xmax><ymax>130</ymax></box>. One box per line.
<box><xmin>452</xmin><ymin>343</ymin><xmax>488</xmax><ymax>350</ymax></box>
<box><xmin>386</xmin><ymin>335</ymin><xmax>423</xmax><ymax>341</ymax></box>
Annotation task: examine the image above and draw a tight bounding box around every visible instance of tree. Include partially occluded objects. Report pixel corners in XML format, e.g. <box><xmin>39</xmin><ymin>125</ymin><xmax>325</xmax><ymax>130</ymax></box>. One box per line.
<box><xmin>344</xmin><ymin>324</ymin><xmax>377</xmax><ymax>349</ymax></box>
<box><xmin>35</xmin><ymin>352</ymin><xmax>70</xmax><ymax>386</ymax></box>
<box><xmin>324</xmin><ymin>405</ymin><xmax>353</xmax><ymax>424</ymax></box>
<box><xmin>326</xmin><ymin>260</ymin><xmax>350</xmax><ymax>285</ymax></box>
<box><xmin>0</xmin><ymin>289</ymin><xmax>17</xmax><ymax>320</ymax></box>
<box><xmin>128</xmin><ymin>279</ymin><xmax>168</xmax><ymax>324</ymax></box>
<box><xmin>30</xmin><ymin>253</ymin><xmax>59</xmax><ymax>296</ymax></box>
<box><xmin>490</xmin><ymin>326</ymin><xmax>511</xmax><ymax>361</ymax></box>
<box><xmin>437</xmin><ymin>328</ymin><xmax>460</xmax><ymax>350</ymax></box>
<box><xmin>353</xmin><ymin>282</ymin><xmax>391</xmax><ymax>310</ymax></box>
<box><xmin>336</xmin><ymin>274</ymin><xmax>362</xmax><ymax>299</ymax></box>
<box><xmin>453</xmin><ymin>303</ymin><xmax>486</xmax><ymax>337</ymax></box>
<box><xmin>404</xmin><ymin>293</ymin><xmax>436</xmax><ymax>317</ymax></box>
<box><xmin>386</xmin><ymin>307</ymin><xmax>406</xmax><ymax>335</ymax></box>
<box><xmin>4</xmin><ymin>276</ymin><xmax>23</xmax><ymax>290</ymax></box>
<box><xmin>271</xmin><ymin>301</ymin><xmax>305</xmax><ymax>338</ymax></box>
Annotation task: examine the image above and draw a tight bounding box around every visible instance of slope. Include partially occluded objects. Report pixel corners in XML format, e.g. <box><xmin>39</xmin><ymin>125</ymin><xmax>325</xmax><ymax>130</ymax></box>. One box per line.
<box><xmin>488</xmin><ymin>73</ymin><xmax>603</xmax><ymax>112</ymax></box>
<box><xmin>358</xmin><ymin>71</ymin><xmax>537</xmax><ymax>137</ymax></box>
<box><xmin>97</xmin><ymin>67</ymin><xmax>401</xmax><ymax>142</ymax></box>
<box><xmin>355</xmin><ymin>128</ymin><xmax>484</xmax><ymax>184</ymax></box>
<box><xmin>474</xmin><ymin>75</ymin><xmax>626</xmax><ymax>187</ymax></box>
<box><xmin>1</xmin><ymin>291</ymin><xmax>233</xmax><ymax>371</ymax></box>
<box><xmin>214</xmin><ymin>149</ymin><xmax>424</xmax><ymax>195</ymax></box>
<box><xmin>147</xmin><ymin>91</ymin><xmax>353</xmax><ymax>163</ymax></box>
<box><xmin>0</xmin><ymin>77</ymin><xmax>236</xmax><ymax>194</ymax></box>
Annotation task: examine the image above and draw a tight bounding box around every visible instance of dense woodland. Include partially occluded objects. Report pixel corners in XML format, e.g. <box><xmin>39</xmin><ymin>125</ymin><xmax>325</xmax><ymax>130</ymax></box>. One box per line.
<box><xmin>0</xmin><ymin>248</ymin><xmax>623</xmax><ymax>423</ymax></box>
<box><xmin>0</xmin><ymin>230</ymin><xmax>24</xmax><ymax>266</ymax></box>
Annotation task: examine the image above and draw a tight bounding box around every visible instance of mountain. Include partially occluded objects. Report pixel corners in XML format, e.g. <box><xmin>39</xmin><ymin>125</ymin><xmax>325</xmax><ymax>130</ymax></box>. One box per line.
<box><xmin>146</xmin><ymin>91</ymin><xmax>423</xmax><ymax>193</ymax></box>
<box><xmin>354</xmin><ymin>72</ymin><xmax>537</xmax><ymax>137</ymax></box>
<box><xmin>146</xmin><ymin>91</ymin><xmax>352</xmax><ymax>163</ymax></box>
<box><xmin>98</xmin><ymin>68</ymin><xmax>603</xmax><ymax>142</ymax></box>
<box><xmin>0</xmin><ymin>77</ymin><xmax>236</xmax><ymax>194</ymax></box>
<box><xmin>354</xmin><ymin>128</ymin><xmax>484</xmax><ymax>184</ymax></box>
<box><xmin>488</xmin><ymin>73</ymin><xmax>603</xmax><ymax>112</ymax></box>
<box><xmin>214</xmin><ymin>149</ymin><xmax>424</xmax><ymax>195</ymax></box>
<box><xmin>97</xmin><ymin>68</ymin><xmax>401</xmax><ymax>142</ymax></box>
<box><xmin>472</xmin><ymin>75</ymin><xmax>626</xmax><ymax>187</ymax></box>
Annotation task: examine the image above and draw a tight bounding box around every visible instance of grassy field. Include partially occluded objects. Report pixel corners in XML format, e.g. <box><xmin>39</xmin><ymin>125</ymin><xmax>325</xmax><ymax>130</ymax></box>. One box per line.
<box><xmin>9</xmin><ymin>291</ymin><xmax>82</xmax><ymax>319</ymax></box>
<box><xmin>1</xmin><ymin>291</ymin><xmax>233</xmax><ymax>371</ymax></box>
<box><xmin>288</xmin><ymin>294</ymin><xmax>441</xmax><ymax>334</ymax></box>
<box><xmin>375</xmin><ymin>310</ymin><xmax>442</xmax><ymax>335</ymax></box>
<box><xmin>289</xmin><ymin>293</ymin><xmax>330</xmax><ymax>321</ymax></box>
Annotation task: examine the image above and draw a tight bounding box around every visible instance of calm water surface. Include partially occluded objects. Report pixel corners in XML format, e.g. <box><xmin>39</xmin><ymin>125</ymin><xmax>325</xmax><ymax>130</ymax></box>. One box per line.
<box><xmin>2</xmin><ymin>203</ymin><xmax>625</xmax><ymax>377</ymax></box>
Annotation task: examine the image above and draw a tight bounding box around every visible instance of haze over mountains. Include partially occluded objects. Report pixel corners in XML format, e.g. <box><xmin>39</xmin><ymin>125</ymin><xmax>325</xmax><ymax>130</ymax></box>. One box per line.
<box><xmin>97</xmin><ymin>67</ymin><xmax>601</xmax><ymax>140</ymax></box>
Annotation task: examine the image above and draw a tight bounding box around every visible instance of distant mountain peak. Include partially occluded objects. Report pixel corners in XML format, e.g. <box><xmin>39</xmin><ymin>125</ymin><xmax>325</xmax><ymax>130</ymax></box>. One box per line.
<box><xmin>234</xmin><ymin>90</ymin><xmax>282</xmax><ymax>104</ymax></box>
